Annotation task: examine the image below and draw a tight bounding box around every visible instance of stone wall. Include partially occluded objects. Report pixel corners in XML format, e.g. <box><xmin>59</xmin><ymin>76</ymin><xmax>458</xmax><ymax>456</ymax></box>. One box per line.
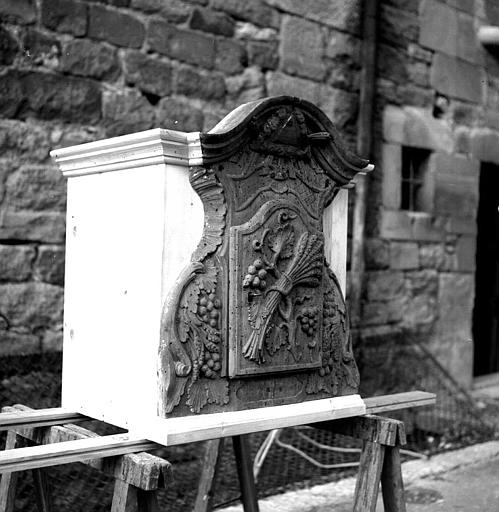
<box><xmin>2</xmin><ymin>0</ymin><xmax>498</xmax><ymax>392</ymax></box>
<box><xmin>360</xmin><ymin>0</ymin><xmax>499</xmax><ymax>389</ymax></box>
<box><xmin>0</xmin><ymin>0</ymin><xmax>361</xmax><ymax>356</ymax></box>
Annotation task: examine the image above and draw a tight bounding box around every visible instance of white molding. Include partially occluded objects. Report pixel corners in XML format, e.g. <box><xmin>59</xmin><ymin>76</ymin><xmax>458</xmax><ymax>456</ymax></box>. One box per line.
<box><xmin>50</xmin><ymin>128</ymin><xmax>202</xmax><ymax>177</ymax></box>
<box><xmin>478</xmin><ymin>26</ymin><xmax>499</xmax><ymax>47</ymax></box>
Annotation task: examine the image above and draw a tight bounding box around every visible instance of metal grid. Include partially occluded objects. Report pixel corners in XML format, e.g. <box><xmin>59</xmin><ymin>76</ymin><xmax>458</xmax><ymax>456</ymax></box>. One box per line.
<box><xmin>0</xmin><ymin>344</ymin><xmax>497</xmax><ymax>512</ymax></box>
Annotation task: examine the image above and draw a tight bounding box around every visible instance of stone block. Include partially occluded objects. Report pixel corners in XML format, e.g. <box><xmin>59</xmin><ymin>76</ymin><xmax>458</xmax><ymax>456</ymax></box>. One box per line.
<box><xmin>8</xmin><ymin>70</ymin><xmax>101</xmax><ymax>124</ymax></box>
<box><xmin>427</xmin><ymin>333</ymin><xmax>473</xmax><ymax>388</ymax></box>
<box><xmin>408</xmin><ymin>60</ymin><xmax>429</xmax><ymax>88</ymax></box>
<box><xmin>362</xmin><ymin>300</ymin><xmax>403</xmax><ymax>326</ymax></box>
<box><xmin>265</xmin><ymin>0</ymin><xmax>360</xmax><ymax>33</ymax></box>
<box><xmin>447</xmin><ymin>216</ymin><xmax>477</xmax><ymax>235</ymax></box>
<box><xmin>0</xmin><ymin>121</ymin><xmax>51</xmax><ymax>163</ymax></box>
<box><xmin>411</xmin><ymin>214</ymin><xmax>447</xmax><ymax>241</ymax></box>
<box><xmin>0</xmin><ymin>245</ymin><xmax>36</xmax><ymax>282</ymax></box>
<box><xmin>266</xmin><ymin>71</ymin><xmax>320</xmax><ymax>104</ymax></box>
<box><xmin>433</xmin><ymin>160</ymin><xmax>479</xmax><ymax>218</ymax></box>
<box><xmin>380</xmin><ymin>4</ymin><xmax>419</xmax><ymax>47</ymax></box>
<box><xmin>405</xmin><ymin>269</ymin><xmax>438</xmax><ymax>295</ymax></box>
<box><xmin>34</xmin><ymin>245</ymin><xmax>65</xmax><ymax>286</ymax></box>
<box><xmin>0</xmin><ymin>283</ymin><xmax>63</xmax><ymax>329</ymax></box>
<box><xmin>4</xmin><ymin>165</ymin><xmax>67</xmax><ymax>213</ymax></box>
<box><xmin>390</xmin><ymin>241</ymin><xmax>419</xmax><ymax>269</ymax></box>
<box><xmin>383</xmin><ymin>105</ymin><xmax>406</xmax><ymax>144</ymax></box>
<box><xmin>226</xmin><ymin>66</ymin><xmax>264</xmax><ymax>95</ymax></box>
<box><xmin>455</xmin><ymin>235</ymin><xmax>476</xmax><ymax>272</ymax></box>
<box><xmin>447</xmin><ymin>0</ymin><xmax>474</xmax><ymax>14</ymax></box>
<box><xmin>156</xmin><ymin>97</ymin><xmax>204</xmax><ymax>132</ymax></box>
<box><xmin>0</xmin><ymin>0</ymin><xmax>36</xmax><ymax>24</ymax></box>
<box><xmin>0</xmin><ymin>331</ymin><xmax>41</xmax><ymax>356</ymax></box>
<box><xmin>366</xmin><ymin>270</ymin><xmax>405</xmax><ymax>302</ymax></box>
<box><xmin>280</xmin><ymin>15</ymin><xmax>325</xmax><ymax>81</ymax></box>
<box><xmin>122</xmin><ymin>50</ymin><xmax>172</xmax><ymax>97</ymax></box>
<box><xmin>0</xmin><ymin>70</ymin><xmax>24</xmax><ymax>118</ymax></box>
<box><xmin>365</xmin><ymin>238</ymin><xmax>390</xmax><ymax>270</ymax></box>
<box><xmin>248</xmin><ymin>41</ymin><xmax>278</xmax><ymax>70</ymax></box>
<box><xmin>419</xmin><ymin>243</ymin><xmax>446</xmax><ymax>270</ymax></box>
<box><xmin>131</xmin><ymin>0</ymin><xmax>190</xmax><ymax>22</ymax></box>
<box><xmin>470</xmin><ymin>128</ymin><xmax>499</xmax><ymax>165</ymax></box>
<box><xmin>88</xmin><ymin>4</ymin><xmax>145</xmax><ymax>48</ymax></box>
<box><xmin>175</xmin><ymin>66</ymin><xmax>225</xmax><ymax>100</ymax></box>
<box><xmin>402</xmin><ymin>106</ymin><xmax>454</xmax><ymax>151</ymax></box>
<box><xmin>401</xmin><ymin>293</ymin><xmax>436</xmax><ymax>331</ymax></box>
<box><xmin>437</xmin><ymin>273</ymin><xmax>474</xmax><ymax>335</ymax></box>
<box><xmin>211</xmin><ymin>0</ymin><xmax>279</xmax><ymax>28</ymax></box>
<box><xmin>41</xmin><ymin>0</ymin><xmax>87</xmax><ymax>36</ymax></box>
<box><xmin>419</xmin><ymin>0</ymin><xmax>480</xmax><ymax>64</ymax></box>
<box><xmin>380</xmin><ymin>210</ymin><xmax>413</xmax><ymax>240</ymax></box>
<box><xmin>216</xmin><ymin>39</ymin><xmax>247</xmax><ymax>75</ymax></box>
<box><xmin>0</xmin><ymin>26</ymin><xmax>19</xmax><ymax>65</ymax></box>
<box><xmin>430</xmin><ymin>53</ymin><xmax>484</xmax><ymax>103</ymax></box>
<box><xmin>377</xmin><ymin>44</ymin><xmax>408</xmax><ymax>84</ymax></box>
<box><xmin>148</xmin><ymin>20</ymin><xmax>216</xmax><ymax>69</ymax></box>
<box><xmin>381</xmin><ymin>143</ymin><xmax>402</xmax><ymax>209</ymax></box>
<box><xmin>102</xmin><ymin>88</ymin><xmax>155</xmax><ymax>137</ymax></box>
<box><xmin>380</xmin><ymin>210</ymin><xmax>447</xmax><ymax>241</ymax></box>
<box><xmin>43</xmin><ymin>329</ymin><xmax>63</xmax><ymax>352</ymax></box>
<box><xmin>325</xmin><ymin>31</ymin><xmax>361</xmax><ymax>64</ymax></box>
<box><xmin>0</xmin><ymin>211</ymin><xmax>66</xmax><ymax>243</ymax></box>
<box><xmin>189</xmin><ymin>7</ymin><xmax>235</xmax><ymax>37</ymax></box>
<box><xmin>22</xmin><ymin>29</ymin><xmax>60</xmax><ymax>69</ymax></box>
<box><xmin>60</xmin><ymin>39</ymin><xmax>118</xmax><ymax>80</ymax></box>
<box><xmin>318</xmin><ymin>85</ymin><xmax>358</xmax><ymax>130</ymax></box>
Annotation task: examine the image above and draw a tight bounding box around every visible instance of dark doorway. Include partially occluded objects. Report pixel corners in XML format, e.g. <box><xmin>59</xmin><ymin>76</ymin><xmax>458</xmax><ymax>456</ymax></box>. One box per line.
<box><xmin>473</xmin><ymin>162</ymin><xmax>499</xmax><ymax>376</ymax></box>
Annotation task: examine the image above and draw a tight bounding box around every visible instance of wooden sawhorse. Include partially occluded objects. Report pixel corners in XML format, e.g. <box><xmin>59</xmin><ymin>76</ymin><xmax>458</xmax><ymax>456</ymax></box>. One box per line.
<box><xmin>0</xmin><ymin>405</ymin><xmax>172</xmax><ymax>512</ymax></box>
<box><xmin>196</xmin><ymin>394</ymin><xmax>431</xmax><ymax>512</ymax></box>
<box><xmin>0</xmin><ymin>392</ymin><xmax>434</xmax><ymax>512</ymax></box>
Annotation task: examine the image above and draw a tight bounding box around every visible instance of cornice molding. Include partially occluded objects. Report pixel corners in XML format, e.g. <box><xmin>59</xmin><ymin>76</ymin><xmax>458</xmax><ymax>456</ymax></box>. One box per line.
<box><xmin>51</xmin><ymin>128</ymin><xmax>202</xmax><ymax>178</ymax></box>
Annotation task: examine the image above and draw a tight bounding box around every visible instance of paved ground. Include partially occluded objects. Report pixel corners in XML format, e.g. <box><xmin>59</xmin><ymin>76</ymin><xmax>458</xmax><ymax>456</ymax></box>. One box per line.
<box><xmin>220</xmin><ymin>440</ymin><xmax>499</xmax><ymax>512</ymax></box>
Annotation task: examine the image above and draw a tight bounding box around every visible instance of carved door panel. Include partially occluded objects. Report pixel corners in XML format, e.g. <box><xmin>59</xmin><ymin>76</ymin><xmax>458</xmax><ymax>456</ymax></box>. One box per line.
<box><xmin>229</xmin><ymin>201</ymin><xmax>324</xmax><ymax>376</ymax></box>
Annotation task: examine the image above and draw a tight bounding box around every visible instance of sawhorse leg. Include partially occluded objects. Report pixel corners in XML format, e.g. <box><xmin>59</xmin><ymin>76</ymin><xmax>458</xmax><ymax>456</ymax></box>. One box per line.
<box><xmin>316</xmin><ymin>414</ymin><xmax>407</xmax><ymax>512</ymax></box>
<box><xmin>194</xmin><ymin>435</ymin><xmax>259</xmax><ymax>512</ymax></box>
<box><xmin>0</xmin><ymin>431</ymin><xmax>53</xmax><ymax>512</ymax></box>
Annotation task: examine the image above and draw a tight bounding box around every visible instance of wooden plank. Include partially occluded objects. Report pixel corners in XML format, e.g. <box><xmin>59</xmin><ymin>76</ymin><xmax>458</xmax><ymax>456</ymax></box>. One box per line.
<box><xmin>381</xmin><ymin>447</ymin><xmax>406</xmax><ymax>512</ymax></box>
<box><xmin>364</xmin><ymin>391</ymin><xmax>435</xmax><ymax>414</ymax></box>
<box><xmin>0</xmin><ymin>408</ymin><xmax>87</xmax><ymax>431</ymax></box>
<box><xmin>313</xmin><ymin>415</ymin><xmax>406</xmax><ymax>447</ymax></box>
<box><xmin>3</xmin><ymin>406</ymin><xmax>172</xmax><ymax>490</ymax></box>
<box><xmin>111</xmin><ymin>479</ymin><xmax>137</xmax><ymax>512</ymax></box>
<box><xmin>194</xmin><ymin>438</ymin><xmax>224</xmax><ymax>512</ymax></box>
<box><xmin>0</xmin><ymin>434</ymin><xmax>157</xmax><ymax>473</ymax></box>
<box><xmin>0</xmin><ymin>431</ymin><xmax>21</xmax><ymax>512</ymax></box>
<box><xmin>32</xmin><ymin>468</ymin><xmax>53</xmax><ymax>512</ymax></box>
<box><xmin>353</xmin><ymin>440</ymin><xmax>384</xmax><ymax>512</ymax></box>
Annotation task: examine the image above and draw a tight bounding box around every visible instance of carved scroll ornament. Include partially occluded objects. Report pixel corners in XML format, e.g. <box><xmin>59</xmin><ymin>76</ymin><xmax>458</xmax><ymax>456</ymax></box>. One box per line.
<box><xmin>158</xmin><ymin>96</ymin><xmax>372</xmax><ymax>417</ymax></box>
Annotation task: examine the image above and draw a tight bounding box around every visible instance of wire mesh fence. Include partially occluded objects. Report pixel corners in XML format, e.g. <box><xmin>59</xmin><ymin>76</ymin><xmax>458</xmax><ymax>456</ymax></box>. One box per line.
<box><xmin>0</xmin><ymin>341</ymin><xmax>497</xmax><ymax>512</ymax></box>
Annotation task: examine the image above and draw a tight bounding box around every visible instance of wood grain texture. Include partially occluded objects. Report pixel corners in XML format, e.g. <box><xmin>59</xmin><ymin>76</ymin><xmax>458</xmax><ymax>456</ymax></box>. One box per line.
<box><xmin>194</xmin><ymin>438</ymin><xmax>224</xmax><ymax>512</ymax></box>
<box><xmin>111</xmin><ymin>480</ymin><xmax>137</xmax><ymax>512</ymax></box>
<box><xmin>313</xmin><ymin>414</ymin><xmax>406</xmax><ymax>447</ymax></box>
<box><xmin>381</xmin><ymin>447</ymin><xmax>406</xmax><ymax>512</ymax></box>
<box><xmin>0</xmin><ymin>431</ymin><xmax>21</xmax><ymax>512</ymax></box>
<box><xmin>2</xmin><ymin>406</ymin><xmax>172</xmax><ymax>490</ymax></box>
<box><xmin>32</xmin><ymin>468</ymin><xmax>53</xmax><ymax>512</ymax></box>
<box><xmin>353</xmin><ymin>440</ymin><xmax>385</xmax><ymax>512</ymax></box>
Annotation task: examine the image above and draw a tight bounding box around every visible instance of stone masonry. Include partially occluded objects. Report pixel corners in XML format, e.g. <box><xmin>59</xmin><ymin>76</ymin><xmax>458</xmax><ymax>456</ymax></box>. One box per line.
<box><xmin>1</xmin><ymin>0</ymin><xmax>499</xmax><ymax>393</ymax></box>
<box><xmin>0</xmin><ymin>0</ymin><xmax>361</xmax><ymax>357</ymax></box>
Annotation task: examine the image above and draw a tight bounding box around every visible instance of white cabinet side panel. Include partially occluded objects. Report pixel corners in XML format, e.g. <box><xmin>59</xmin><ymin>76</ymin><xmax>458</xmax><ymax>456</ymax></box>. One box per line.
<box><xmin>323</xmin><ymin>189</ymin><xmax>348</xmax><ymax>295</ymax></box>
<box><xmin>161</xmin><ymin>165</ymin><xmax>204</xmax><ymax>303</ymax></box>
<box><xmin>62</xmin><ymin>165</ymin><xmax>167</xmax><ymax>428</ymax></box>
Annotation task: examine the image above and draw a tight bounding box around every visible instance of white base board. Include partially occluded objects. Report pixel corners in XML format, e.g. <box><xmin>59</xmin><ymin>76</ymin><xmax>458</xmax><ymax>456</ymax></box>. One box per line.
<box><xmin>127</xmin><ymin>395</ymin><xmax>366</xmax><ymax>446</ymax></box>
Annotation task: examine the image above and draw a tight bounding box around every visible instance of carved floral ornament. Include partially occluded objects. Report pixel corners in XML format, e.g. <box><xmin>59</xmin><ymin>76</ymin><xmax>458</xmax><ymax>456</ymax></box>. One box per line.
<box><xmin>158</xmin><ymin>96</ymin><xmax>373</xmax><ymax>416</ymax></box>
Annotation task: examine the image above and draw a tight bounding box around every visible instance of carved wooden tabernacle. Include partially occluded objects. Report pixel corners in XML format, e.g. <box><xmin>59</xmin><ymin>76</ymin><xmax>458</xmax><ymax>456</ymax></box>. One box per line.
<box><xmin>157</xmin><ymin>97</ymin><xmax>371</xmax><ymax>417</ymax></box>
<box><xmin>51</xmin><ymin>96</ymin><xmax>372</xmax><ymax>430</ymax></box>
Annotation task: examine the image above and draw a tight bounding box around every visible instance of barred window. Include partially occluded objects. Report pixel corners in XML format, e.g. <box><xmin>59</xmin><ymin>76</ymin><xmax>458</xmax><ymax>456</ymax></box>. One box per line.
<box><xmin>401</xmin><ymin>147</ymin><xmax>431</xmax><ymax>212</ymax></box>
